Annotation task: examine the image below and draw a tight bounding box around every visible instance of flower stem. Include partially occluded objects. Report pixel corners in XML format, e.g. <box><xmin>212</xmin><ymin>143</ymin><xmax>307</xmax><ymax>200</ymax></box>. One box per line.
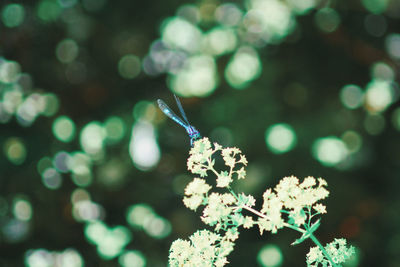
<box><xmin>242</xmin><ymin>205</ymin><xmax>338</xmax><ymax>266</ymax></box>
<box><xmin>242</xmin><ymin>203</ymin><xmax>340</xmax><ymax>266</ymax></box>
<box><xmin>241</xmin><ymin>205</ymin><xmax>306</xmax><ymax>234</ymax></box>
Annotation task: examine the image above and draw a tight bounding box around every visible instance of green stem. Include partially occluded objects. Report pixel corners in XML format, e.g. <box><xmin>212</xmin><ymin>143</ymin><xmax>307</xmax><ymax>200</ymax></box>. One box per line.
<box><xmin>228</xmin><ymin>186</ymin><xmax>239</xmax><ymax>200</ymax></box>
<box><xmin>308</xmin><ymin>233</ymin><xmax>339</xmax><ymax>267</ymax></box>
<box><xmin>307</xmin><ymin>206</ymin><xmax>312</xmax><ymax>226</ymax></box>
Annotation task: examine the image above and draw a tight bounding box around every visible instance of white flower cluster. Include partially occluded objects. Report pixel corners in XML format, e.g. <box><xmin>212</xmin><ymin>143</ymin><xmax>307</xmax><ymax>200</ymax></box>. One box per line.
<box><xmin>169</xmin><ymin>137</ymin><xmax>354</xmax><ymax>267</ymax></box>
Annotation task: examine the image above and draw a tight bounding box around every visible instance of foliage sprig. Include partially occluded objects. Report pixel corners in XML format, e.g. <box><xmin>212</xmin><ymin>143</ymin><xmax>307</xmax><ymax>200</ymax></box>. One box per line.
<box><xmin>169</xmin><ymin>138</ymin><xmax>354</xmax><ymax>266</ymax></box>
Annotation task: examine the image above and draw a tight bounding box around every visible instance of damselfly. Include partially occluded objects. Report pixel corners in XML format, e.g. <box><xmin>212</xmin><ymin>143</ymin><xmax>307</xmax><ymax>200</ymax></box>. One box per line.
<box><xmin>157</xmin><ymin>95</ymin><xmax>201</xmax><ymax>146</ymax></box>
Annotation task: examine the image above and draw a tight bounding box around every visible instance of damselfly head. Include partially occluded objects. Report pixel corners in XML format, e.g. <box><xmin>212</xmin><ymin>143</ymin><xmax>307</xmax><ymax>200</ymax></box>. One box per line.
<box><xmin>187</xmin><ymin>126</ymin><xmax>201</xmax><ymax>146</ymax></box>
<box><xmin>186</xmin><ymin>126</ymin><xmax>200</xmax><ymax>137</ymax></box>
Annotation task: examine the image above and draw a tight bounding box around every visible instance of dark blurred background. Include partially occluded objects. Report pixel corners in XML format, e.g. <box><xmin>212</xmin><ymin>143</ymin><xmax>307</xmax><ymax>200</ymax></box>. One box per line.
<box><xmin>1</xmin><ymin>0</ymin><xmax>400</xmax><ymax>266</ymax></box>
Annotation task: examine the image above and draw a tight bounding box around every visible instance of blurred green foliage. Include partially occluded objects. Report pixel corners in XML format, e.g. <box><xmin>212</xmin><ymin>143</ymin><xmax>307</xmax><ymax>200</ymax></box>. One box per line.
<box><xmin>0</xmin><ymin>0</ymin><xmax>400</xmax><ymax>266</ymax></box>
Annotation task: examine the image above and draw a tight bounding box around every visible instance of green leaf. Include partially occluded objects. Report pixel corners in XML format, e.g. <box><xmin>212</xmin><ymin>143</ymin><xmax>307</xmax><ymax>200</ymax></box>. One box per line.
<box><xmin>291</xmin><ymin>219</ymin><xmax>321</xmax><ymax>245</ymax></box>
